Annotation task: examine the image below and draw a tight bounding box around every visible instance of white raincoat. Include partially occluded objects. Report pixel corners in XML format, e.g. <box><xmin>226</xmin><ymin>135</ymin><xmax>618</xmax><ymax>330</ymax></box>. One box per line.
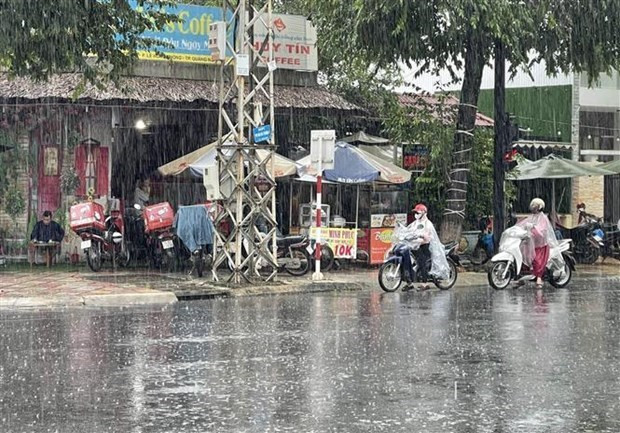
<box><xmin>403</xmin><ymin>216</ymin><xmax>451</xmax><ymax>280</ymax></box>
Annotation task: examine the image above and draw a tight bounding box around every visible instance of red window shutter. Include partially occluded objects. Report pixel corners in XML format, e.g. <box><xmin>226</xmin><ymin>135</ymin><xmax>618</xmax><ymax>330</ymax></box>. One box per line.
<box><xmin>75</xmin><ymin>145</ymin><xmax>87</xmax><ymax>197</ymax></box>
<box><xmin>97</xmin><ymin>147</ymin><xmax>109</xmax><ymax>197</ymax></box>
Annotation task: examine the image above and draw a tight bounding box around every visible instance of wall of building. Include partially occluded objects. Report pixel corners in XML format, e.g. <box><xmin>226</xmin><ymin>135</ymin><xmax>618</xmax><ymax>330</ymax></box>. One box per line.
<box><xmin>571</xmin><ymin>167</ymin><xmax>605</xmax><ymax>220</ymax></box>
<box><xmin>477</xmin><ymin>85</ymin><xmax>573</xmax><ymax>141</ymax></box>
<box><xmin>0</xmin><ymin>130</ymin><xmax>30</xmax><ymax>240</ymax></box>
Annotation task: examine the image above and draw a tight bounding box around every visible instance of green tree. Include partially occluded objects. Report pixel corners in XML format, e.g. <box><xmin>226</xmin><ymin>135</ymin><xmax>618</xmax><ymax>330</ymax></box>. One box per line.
<box><xmin>307</xmin><ymin>0</ymin><xmax>620</xmax><ymax>242</ymax></box>
<box><xmin>0</xmin><ymin>0</ymin><xmax>178</xmax><ymax>84</ymax></box>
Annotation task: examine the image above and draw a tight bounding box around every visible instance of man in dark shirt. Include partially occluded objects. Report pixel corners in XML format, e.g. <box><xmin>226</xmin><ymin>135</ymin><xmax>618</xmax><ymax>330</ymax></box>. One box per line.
<box><xmin>31</xmin><ymin>210</ymin><xmax>65</xmax><ymax>243</ymax></box>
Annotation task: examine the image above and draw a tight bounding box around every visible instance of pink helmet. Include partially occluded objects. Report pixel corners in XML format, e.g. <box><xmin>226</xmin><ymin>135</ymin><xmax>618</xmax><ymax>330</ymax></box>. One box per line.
<box><xmin>413</xmin><ymin>203</ymin><xmax>428</xmax><ymax>214</ymax></box>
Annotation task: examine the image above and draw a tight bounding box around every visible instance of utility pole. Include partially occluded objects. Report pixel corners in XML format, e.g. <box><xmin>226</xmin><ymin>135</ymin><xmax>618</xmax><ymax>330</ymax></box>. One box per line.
<box><xmin>493</xmin><ymin>39</ymin><xmax>509</xmax><ymax>251</ymax></box>
<box><xmin>212</xmin><ymin>0</ymin><xmax>278</xmax><ymax>283</ymax></box>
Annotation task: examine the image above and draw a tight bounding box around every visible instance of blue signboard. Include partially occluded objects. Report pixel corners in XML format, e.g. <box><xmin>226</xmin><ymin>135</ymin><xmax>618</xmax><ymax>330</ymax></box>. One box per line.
<box><xmin>129</xmin><ymin>1</ymin><xmax>233</xmax><ymax>64</ymax></box>
<box><xmin>253</xmin><ymin>125</ymin><xmax>272</xmax><ymax>143</ymax></box>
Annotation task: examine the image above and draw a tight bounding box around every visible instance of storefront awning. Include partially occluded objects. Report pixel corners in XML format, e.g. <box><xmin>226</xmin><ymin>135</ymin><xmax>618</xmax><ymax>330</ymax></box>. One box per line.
<box><xmin>512</xmin><ymin>140</ymin><xmax>575</xmax><ymax>150</ymax></box>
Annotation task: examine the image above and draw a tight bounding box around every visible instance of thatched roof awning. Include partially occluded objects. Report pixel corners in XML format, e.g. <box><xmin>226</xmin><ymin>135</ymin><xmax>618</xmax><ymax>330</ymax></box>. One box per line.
<box><xmin>0</xmin><ymin>73</ymin><xmax>360</xmax><ymax>111</ymax></box>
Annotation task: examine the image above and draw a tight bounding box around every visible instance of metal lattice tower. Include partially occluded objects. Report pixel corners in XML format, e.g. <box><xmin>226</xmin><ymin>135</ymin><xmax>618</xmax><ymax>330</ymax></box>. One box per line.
<box><xmin>212</xmin><ymin>0</ymin><xmax>278</xmax><ymax>283</ymax></box>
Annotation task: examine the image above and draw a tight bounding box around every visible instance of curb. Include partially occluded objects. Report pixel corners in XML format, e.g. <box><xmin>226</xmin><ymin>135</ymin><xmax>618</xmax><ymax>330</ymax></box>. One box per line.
<box><xmin>83</xmin><ymin>292</ymin><xmax>178</xmax><ymax>307</ymax></box>
<box><xmin>0</xmin><ymin>296</ymin><xmax>85</xmax><ymax>309</ymax></box>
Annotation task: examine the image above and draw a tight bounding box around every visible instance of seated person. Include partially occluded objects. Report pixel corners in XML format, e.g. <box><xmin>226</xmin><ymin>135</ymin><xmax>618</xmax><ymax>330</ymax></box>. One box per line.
<box><xmin>31</xmin><ymin>210</ymin><xmax>65</xmax><ymax>243</ymax></box>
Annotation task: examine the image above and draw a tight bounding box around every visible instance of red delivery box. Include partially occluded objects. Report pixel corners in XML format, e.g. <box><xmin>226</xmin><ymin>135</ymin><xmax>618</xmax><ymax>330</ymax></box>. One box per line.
<box><xmin>144</xmin><ymin>202</ymin><xmax>174</xmax><ymax>233</ymax></box>
<box><xmin>70</xmin><ymin>202</ymin><xmax>106</xmax><ymax>232</ymax></box>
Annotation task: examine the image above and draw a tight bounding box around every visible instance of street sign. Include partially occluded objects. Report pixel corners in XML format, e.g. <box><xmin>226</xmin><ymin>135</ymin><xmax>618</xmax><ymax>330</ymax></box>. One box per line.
<box><xmin>236</xmin><ymin>53</ymin><xmax>250</xmax><ymax>76</ymax></box>
<box><xmin>253</xmin><ymin>124</ymin><xmax>272</xmax><ymax>143</ymax></box>
<box><xmin>310</xmin><ymin>130</ymin><xmax>335</xmax><ymax>171</ymax></box>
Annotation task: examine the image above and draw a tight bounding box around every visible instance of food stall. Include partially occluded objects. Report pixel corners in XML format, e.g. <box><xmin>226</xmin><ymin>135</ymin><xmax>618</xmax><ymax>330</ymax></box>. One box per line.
<box><xmin>293</xmin><ymin>142</ymin><xmax>412</xmax><ymax>264</ymax></box>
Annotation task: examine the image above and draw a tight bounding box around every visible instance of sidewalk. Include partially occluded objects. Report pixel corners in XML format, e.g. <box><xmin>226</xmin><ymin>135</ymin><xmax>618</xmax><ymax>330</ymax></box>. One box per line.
<box><xmin>1</xmin><ymin>261</ymin><xmax>618</xmax><ymax>309</ymax></box>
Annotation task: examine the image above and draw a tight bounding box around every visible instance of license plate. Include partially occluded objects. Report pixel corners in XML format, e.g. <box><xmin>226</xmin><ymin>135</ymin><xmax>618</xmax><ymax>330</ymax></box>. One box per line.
<box><xmin>162</xmin><ymin>239</ymin><xmax>174</xmax><ymax>250</ymax></box>
<box><xmin>81</xmin><ymin>240</ymin><xmax>92</xmax><ymax>250</ymax></box>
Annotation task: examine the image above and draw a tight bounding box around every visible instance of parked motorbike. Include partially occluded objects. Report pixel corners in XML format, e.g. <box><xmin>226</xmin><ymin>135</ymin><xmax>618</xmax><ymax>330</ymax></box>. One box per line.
<box><xmin>594</xmin><ymin>219</ymin><xmax>620</xmax><ymax>262</ymax></box>
<box><xmin>134</xmin><ymin>203</ymin><xmax>176</xmax><ymax>272</ymax></box>
<box><xmin>173</xmin><ymin>205</ymin><xmax>215</xmax><ymax>278</ymax></box>
<box><xmin>70</xmin><ymin>201</ymin><xmax>131</xmax><ymax>272</ymax></box>
<box><xmin>378</xmin><ymin>224</ymin><xmax>459</xmax><ymax>292</ymax></box>
<box><xmin>555</xmin><ymin>219</ymin><xmax>601</xmax><ymax>265</ymax></box>
<box><xmin>231</xmin><ymin>231</ymin><xmax>311</xmax><ymax>277</ymax></box>
<box><xmin>487</xmin><ymin>225</ymin><xmax>576</xmax><ymax>290</ymax></box>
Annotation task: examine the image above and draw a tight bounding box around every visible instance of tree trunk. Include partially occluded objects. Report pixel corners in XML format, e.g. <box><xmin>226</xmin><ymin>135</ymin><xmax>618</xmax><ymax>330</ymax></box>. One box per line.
<box><xmin>493</xmin><ymin>39</ymin><xmax>508</xmax><ymax>251</ymax></box>
<box><xmin>439</xmin><ymin>32</ymin><xmax>486</xmax><ymax>243</ymax></box>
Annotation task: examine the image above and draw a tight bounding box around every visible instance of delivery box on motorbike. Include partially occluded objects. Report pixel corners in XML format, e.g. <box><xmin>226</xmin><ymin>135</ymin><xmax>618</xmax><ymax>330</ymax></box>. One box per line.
<box><xmin>144</xmin><ymin>202</ymin><xmax>175</xmax><ymax>233</ymax></box>
<box><xmin>70</xmin><ymin>202</ymin><xmax>106</xmax><ymax>232</ymax></box>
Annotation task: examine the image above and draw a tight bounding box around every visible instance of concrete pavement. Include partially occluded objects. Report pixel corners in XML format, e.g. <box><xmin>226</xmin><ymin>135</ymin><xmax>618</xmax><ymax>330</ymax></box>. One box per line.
<box><xmin>1</xmin><ymin>260</ymin><xmax>618</xmax><ymax>309</ymax></box>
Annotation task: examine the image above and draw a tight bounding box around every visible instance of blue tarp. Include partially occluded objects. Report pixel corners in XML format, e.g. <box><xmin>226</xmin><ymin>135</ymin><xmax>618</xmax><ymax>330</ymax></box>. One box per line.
<box><xmin>323</xmin><ymin>142</ymin><xmax>380</xmax><ymax>184</ymax></box>
<box><xmin>173</xmin><ymin>205</ymin><xmax>214</xmax><ymax>252</ymax></box>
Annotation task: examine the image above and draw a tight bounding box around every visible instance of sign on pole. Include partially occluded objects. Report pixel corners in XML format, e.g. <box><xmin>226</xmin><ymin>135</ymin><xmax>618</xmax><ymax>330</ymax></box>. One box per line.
<box><xmin>310</xmin><ymin>130</ymin><xmax>336</xmax><ymax>171</ymax></box>
<box><xmin>253</xmin><ymin>124</ymin><xmax>272</xmax><ymax>143</ymax></box>
<box><xmin>310</xmin><ymin>130</ymin><xmax>335</xmax><ymax>281</ymax></box>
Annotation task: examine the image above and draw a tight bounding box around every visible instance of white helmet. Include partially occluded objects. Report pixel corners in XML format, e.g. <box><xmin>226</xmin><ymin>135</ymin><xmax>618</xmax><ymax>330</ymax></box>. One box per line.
<box><xmin>529</xmin><ymin>198</ymin><xmax>545</xmax><ymax>212</ymax></box>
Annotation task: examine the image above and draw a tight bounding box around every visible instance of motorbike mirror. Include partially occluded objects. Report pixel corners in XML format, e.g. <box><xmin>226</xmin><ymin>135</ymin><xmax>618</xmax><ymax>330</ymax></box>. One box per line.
<box><xmin>134</xmin><ymin>204</ymin><xmax>142</xmax><ymax>210</ymax></box>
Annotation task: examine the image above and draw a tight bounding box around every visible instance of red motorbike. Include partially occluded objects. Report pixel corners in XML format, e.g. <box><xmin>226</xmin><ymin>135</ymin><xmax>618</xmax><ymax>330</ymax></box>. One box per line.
<box><xmin>70</xmin><ymin>201</ymin><xmax>131</xmax><ymax>272</ymax></box>
<box><xmin>135</xmin><ymin>202</ymin><xmax>176</xmax><ymax>272</ymax></box>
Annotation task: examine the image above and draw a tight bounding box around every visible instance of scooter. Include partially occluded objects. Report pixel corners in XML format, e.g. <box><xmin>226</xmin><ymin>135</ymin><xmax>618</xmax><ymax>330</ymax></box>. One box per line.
<box><xmin>71</xmin><ymin>203</ymin><xmax>131</xmax><ymax>272</ymax></box>
<box><xmin>487</xmin><ymin>225</ymin><xmax>576</xmax><ymax>290</ymax></box>
<box><xmin>134</xmin><ymin>203</ymin><xmax>176</xmax><ymax>272</ymax></box>
<box><xmin>378</xmin><ymin>224</ymin><xmax>459</xmax><ymax>292</ymax></box>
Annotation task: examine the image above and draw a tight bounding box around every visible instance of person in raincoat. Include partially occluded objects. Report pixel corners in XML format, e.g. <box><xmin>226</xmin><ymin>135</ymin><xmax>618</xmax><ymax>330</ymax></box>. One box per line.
<box><xmin>517</xmin><ymin>198</ymin><xmax>557</xmax><ymax>288</ymax></box>
<box><xmin>399</xmin><ymin>203</ymin><xmax>451</xmax><ymax>291</ymax></box>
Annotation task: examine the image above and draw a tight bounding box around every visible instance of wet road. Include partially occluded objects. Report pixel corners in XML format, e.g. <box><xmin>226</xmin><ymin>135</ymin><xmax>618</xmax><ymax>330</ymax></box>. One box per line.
<box><xmin>1</xmin><ymin>277</ymin><xmax>620</xmax><ymax>433</ymax></box>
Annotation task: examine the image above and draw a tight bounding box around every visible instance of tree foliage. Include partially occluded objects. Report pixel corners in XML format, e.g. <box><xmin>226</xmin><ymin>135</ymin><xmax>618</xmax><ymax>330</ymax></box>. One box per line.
<box><xmin>0</xmin><ymin>0</ymin><xmax>178</xmax><ymax>84</ymax></box>
<box><xmin>306</xmin><ymin>0</ymin><xmax>620</xmax><ymax>241</ymax></box>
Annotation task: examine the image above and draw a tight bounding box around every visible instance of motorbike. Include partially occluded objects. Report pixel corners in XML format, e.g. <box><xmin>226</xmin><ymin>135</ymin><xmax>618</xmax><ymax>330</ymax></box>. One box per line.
<box><xmin>134</xmin><ymin>203</ymin><xmax>176</xmax><ymax>272</ymax></box>
<box><xmin>172</xmin><ymin>204</ymin><xmax>215</xmax><ymax>278</ymax></box>
<box><xmin>230</xmin><ymin>231</ymin><xmax>312</xmax><ymax>277</ymax></box>
<box><xmin>555</xmin><ymin>219</ymin><xmax>601</xmax><ymax>265</ymax></box>
<box><xmin>594</xmin><ymin>219</ymin><xmax>620</xmax><ymax>262</ymax></box>
<box><xmin>70</xmin><ymin>201</ymin><xmax>131</xmax><ymax>272</ymax></box>
<box><xmin>487</xmin><ymin>225</ymin><xmax>576</xmax><ymax>290</ymax></box>
<box><xmin>378</xmin><ymin>224</ymin><xmax>459</xmax><ymax>292</ymax></box>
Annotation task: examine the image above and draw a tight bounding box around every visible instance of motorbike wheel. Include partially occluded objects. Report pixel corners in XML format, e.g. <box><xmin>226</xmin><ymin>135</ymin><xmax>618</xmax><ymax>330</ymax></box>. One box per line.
<box><xmin>118</xmin><ymin>242</ymin><xmax>132</xmax><ymax>268</ymax></box>
<box><xmin>86</xmin><ymin>241</ymin><xmax>102</xmax><ymax>272</ymax></box>
<box><xmin>312</xmin><ymin>244</ymin><xmax>335</xmax><ymax>272</ymax></box>
<box><xmin>284</xmin><ymin>248</ymin><xmax>311</xmax><ymax>276</ymax></box>
<box><xmin>470</xmin><ymin>245</ymin><xmax>489</xmax><ymax>265</ymax></box>
<box><xmin>194</xmin><ymin>251</ymin><xmax>204</xmax><ymax>277</ymax></box>
<box><xmin>378</xmin><ymin>262</ymin><xmax>402</xmax><ymax>292</ymax></box>
<box><xmin>549</xmin><ymin>261</ymin><xmax>572</xmax><ymax>288</ymax></box>
<box><xmin>578</xmin><ymin>244</ymin><xmax>600</xmax><ymax>265</ymax></box>
<box><xmin>434</xmin><ymin>260</ymin><xmax>458</xmax><ymax>290</ymax></box>
<box><xmin>160</xmin><ymin>250</ymin><xmax>177</xmax><ymax>273</ymax></box>
<box><xmin>487</xmin><ymin>261</ymin><xmax>513</xmax><ymax>290</ymax></box>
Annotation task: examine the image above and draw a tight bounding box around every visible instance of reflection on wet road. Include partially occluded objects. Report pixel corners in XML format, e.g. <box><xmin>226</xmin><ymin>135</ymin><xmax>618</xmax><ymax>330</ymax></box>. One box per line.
<box><xmin>1</xmin><ymin>278</ymin><xmax>619</xmax><ymax>432</ymax></box>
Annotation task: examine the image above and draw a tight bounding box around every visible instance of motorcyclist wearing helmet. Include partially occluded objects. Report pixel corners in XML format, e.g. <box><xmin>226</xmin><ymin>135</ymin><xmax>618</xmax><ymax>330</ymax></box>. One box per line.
<box><xmin>517</xmin><ymin>198</ymin><xmax>558</xmax><ymax>288</ymax></box>
<box><xmin>398</xmin><ymin>203</ymin><xmax>434</xmax><ymax>291</ymax></box>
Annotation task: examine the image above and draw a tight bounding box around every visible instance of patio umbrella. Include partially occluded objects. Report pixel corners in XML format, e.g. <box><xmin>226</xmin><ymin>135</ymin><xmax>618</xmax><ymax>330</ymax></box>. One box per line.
<box><xmin>598</xmin><ymin>159</ymin><xmax>620</xmax><ymax>174</ymax></box>
<box><xmin>296</xmin><ymin>141</ymin><xmax>411</xmax><ymax>233</ymax></box>
<box><xmin>296</xmin><ymin>141</ymin><xmax>411</xmax><ymax>184</ymax></box>
<box><xmin>507</xmin><ymin>154</ymin><xmax>614</xmax><ymax>219</ymax></box>
<box><xmin>158</xmin><ymin>141</ymin><xmax>297</xmax><ymax>179</ymax></box>
<box><xmin>340</xmin><ymin>131</ymin><xmax>389</xmax><ymax>145</ymax></box>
